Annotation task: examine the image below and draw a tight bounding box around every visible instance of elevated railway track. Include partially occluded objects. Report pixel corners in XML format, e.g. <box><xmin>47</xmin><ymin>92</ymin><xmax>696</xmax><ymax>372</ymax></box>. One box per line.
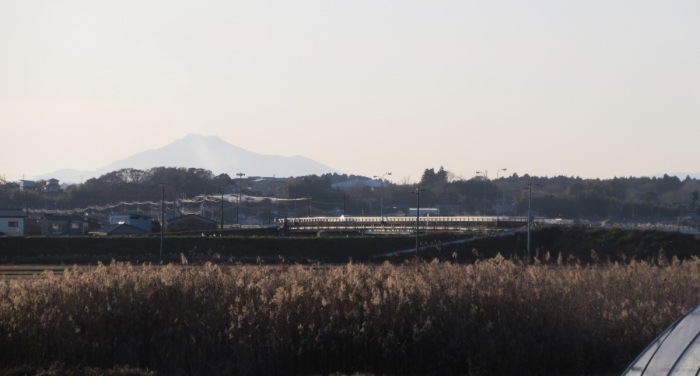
<box><xmin>278</xmin><ymin>215</ymin><xmax>574</xmax><ymax>235</ymax></box>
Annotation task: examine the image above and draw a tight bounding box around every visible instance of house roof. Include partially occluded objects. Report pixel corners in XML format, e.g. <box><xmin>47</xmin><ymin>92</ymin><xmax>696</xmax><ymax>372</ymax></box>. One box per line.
<box><xmin>331</xmin><ymin>178</ymin><xmax>382</xmax><ymax>189</ymax></box>
<box><xmin>91</xmin><ymin>223</ymin><xmax>149</xmax><ymax>236</ymax></box>
<box><xmin>0</xmin><ymin>209</ymin><xmax>26</xmax><ymax>218</ymax></box>
<box><xmin>109</xmin><ymin>214</ymin><xmax>153</xmax><ymax>220</ymax></box>
<box><xmin>42</xmin><ymin>214</ymin><xmax>85</xmax><ymax>221</ymax></box>
<box><xmin>251</xmin><ymin>177</ymin><xmax>291</xmax><ymax>183</ymax></box>
<box><xmin>167</xmin><ymin>214</ymin><xmax>218</xmax><ymax>224</ymax></box>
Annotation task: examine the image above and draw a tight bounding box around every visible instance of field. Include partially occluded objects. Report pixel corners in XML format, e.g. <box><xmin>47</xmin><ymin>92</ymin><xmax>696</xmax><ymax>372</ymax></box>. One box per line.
<box><xmin>2</xmin><ymin>256</ymin><xmax>699</xmax><ymax>375</ymax></box>
<box><xmin>0</xmin><ymin>265</ymin><xmax>75</xmax><ymax>280</ymax></box>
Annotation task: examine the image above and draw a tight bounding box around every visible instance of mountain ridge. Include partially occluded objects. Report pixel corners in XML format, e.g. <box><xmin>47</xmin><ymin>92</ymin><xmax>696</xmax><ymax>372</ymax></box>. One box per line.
<box><xmin>36</xmin><ymin>134</ymin><xmax>337</xmax><ymax>183</ymax></box>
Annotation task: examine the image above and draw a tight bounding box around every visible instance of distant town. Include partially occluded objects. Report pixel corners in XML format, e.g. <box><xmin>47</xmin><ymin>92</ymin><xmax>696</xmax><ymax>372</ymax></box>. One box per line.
<box><xmin>2</xmin><ymin>166</ymin><xmax>699</xmax><ymax>237</ymax></box>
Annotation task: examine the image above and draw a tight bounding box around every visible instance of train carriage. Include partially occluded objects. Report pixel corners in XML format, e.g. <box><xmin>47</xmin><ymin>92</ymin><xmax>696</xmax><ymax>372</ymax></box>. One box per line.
<box><xmin>277</xmin><ymin>215</ymin><xmax>559</xmax><ymax>235</ymax></box>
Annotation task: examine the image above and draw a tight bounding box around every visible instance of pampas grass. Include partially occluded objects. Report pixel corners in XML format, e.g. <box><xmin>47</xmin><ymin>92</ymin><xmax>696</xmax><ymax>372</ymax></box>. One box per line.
<box><xmin>2</xmin><ymin>256</ymin><xmax>699</xmax><ymax>375</ymax></box>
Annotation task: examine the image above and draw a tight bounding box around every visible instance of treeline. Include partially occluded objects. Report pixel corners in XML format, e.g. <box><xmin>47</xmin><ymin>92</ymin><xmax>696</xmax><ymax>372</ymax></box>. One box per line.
<box><xmin>0</xmin><ymin>167</ymin><xmax>234</xmax><ymax>211</ymax></box>
<box><xmin>496</xmin><ymin>172</ymin><xmax>700</xmax><ymax>221</ymax></box>
<box><xmin>1</xmin><ymin>166</ymin><xmax>699</xmax><ymax>222</ymax></box>
<box><xmin>406</xmin><ymin>168</ymin><xmax>698</xmax><ymax>221</ymax></box>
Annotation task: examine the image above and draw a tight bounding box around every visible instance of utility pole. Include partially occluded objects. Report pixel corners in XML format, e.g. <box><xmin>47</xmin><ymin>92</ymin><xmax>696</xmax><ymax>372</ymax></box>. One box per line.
<box><xmin>495</xmin><ymin>168</ymin><xmax>507</xmax><ymax>231</ymax></box>
<box><xmin>527</xmin><ymin>182</ymin><xmax>532</xmax><ymax>263</ymax></box>
<box><xmin>413</xmin><ymin>188</ymin><xmax>425</xmax><ymax>253</ymax></box>
<box><xmin>220</xmin><ymin>191</ymin><xmax>224</xmax><ymax>230</ymax></box>
<box><xmin>305</xmin><ymin>178</ymin><xmax>311</xmax><ymax>218</ymax></box>
<box><xmin>236</xmin><ymin>172</ymin><xmax>245</xmax><ymax>227</ymax></box>
<box><xmin>373</xmin><ymin>172</ymin><xmax>391</xmax><ymax>223</ymax></box>
<box><xmin>524</xmin><ymin>181</ymin><xmax>539</xmax><ymax>264</ymax></box>
<box><xmin>160</xmin><ymin>184</ymin><xmax>164</xmax><ymax>260</ymax></box>
<box><xmin>476</xmin><ymin>170</ymin><xmax>487</xmax><ymax>215</ymax></box>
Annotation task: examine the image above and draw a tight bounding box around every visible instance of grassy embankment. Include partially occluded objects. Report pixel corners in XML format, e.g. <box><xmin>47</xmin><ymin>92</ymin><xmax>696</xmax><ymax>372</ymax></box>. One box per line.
<box><xmin>1</xmin><ymin>226</ymin><xmax>700</xmax><ymax>265</ymax></box>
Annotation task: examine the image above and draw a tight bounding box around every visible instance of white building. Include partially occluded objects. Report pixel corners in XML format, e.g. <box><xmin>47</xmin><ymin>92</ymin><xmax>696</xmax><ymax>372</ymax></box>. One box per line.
<box><xmin>19</xmin><ymin>180</ymin><xmax>36</xmax><ymax>191</ymax></box>
<box><xmin>407</xmin><ymin>208</ymin><xmax>440</xmax><ymax>216</ymax></box>
<box><xmin>0</xmin><ymin>209</ymin><xmax>26</xmax><ymax>236</ymax></box>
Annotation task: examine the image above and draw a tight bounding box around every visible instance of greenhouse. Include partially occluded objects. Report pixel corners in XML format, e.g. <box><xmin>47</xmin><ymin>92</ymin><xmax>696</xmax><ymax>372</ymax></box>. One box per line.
<box><xmin>623</xmin><ymin>303</ymin><xmax>700</xmax><ymax>375</ymax></box>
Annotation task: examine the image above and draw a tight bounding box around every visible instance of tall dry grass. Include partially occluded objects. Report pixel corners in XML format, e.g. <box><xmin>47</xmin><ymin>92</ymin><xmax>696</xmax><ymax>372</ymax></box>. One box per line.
<box><xmin>1</xmin><ymin>256</ymin><xmax>699</xmax><ymax>375</ymax></box>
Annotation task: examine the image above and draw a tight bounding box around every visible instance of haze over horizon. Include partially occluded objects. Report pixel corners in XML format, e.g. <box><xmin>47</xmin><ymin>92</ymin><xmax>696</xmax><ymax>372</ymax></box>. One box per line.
<box><xmin>1</xmin><ymin>1</ymin><xmax>698</xmax><ymax>183</ymax></box>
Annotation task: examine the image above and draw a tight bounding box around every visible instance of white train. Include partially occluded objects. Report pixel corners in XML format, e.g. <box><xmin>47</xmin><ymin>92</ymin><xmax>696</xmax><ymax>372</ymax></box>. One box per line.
<box><xmin>277</xmin><ymin>215</ymin><xmax>574</xmax><ymax>234</ymax></box>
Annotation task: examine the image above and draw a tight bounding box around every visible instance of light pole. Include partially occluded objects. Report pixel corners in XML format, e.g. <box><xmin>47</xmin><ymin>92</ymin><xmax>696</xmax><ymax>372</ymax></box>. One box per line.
<box><xmin>495</xmin><ymin>168</ymin><xmax>507</xmax><ymax>230</ymax></box>
<box><xmin>413</xmin><ymin>188</ymin><xmax>425</xmax><ymax>253</ymax></box>
<box><xmin>236</xmin><ymin>172</ymin><xmax>245</xmax><ymax>227</ymax></box>
<box><xmin>373</xmin><ymin>172</ymin><xmax>391</xmax><ymax>223</ymax></box>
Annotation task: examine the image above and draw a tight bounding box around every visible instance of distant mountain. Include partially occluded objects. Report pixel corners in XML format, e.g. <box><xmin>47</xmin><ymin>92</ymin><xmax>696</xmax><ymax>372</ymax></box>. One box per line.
<box><xmin>37</xmin><ymin>134</ymin><xmax>337</xmax><ymax>183</ymax></box>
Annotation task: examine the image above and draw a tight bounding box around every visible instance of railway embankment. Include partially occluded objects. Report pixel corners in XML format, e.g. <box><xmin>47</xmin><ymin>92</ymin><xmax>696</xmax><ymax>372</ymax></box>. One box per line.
<box><xmin>0</xmin><ymin>226</ymin><xmax>699</xmax><ymax>265</ymax></box>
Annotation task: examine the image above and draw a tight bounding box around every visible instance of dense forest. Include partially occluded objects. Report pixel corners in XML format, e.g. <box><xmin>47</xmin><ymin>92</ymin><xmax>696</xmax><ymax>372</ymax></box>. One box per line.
<box><xmin>1</xmin><ymin>166</ymin><xmax>699</xmax><ymax>225</ymax></box>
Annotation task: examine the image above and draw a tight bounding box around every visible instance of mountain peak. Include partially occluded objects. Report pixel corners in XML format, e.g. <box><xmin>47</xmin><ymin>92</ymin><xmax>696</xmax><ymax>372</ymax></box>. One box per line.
<box><xmin>180</xmin><ymin>133</ymin><xmax>219</xmax><ymax>142</ymax></box>
<box><xmin>37</xmin><ymin>135</ymin><xmax>336</xmax><ymax>183</ymax></box>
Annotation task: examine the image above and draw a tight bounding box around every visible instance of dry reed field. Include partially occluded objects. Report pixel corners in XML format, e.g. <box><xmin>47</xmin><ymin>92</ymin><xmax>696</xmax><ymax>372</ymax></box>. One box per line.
<box><xmin>1</xmin><ymin>256</ymin><xmax>699</xmax><ymax>376</ymax></box>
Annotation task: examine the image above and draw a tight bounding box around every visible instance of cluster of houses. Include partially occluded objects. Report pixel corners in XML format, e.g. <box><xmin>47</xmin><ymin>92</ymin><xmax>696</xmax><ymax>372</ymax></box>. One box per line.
<box><xmin>0</xmin><ymin>209</ymin><xmax>220</xmax><ymax>237</ymax></box>
<box><xmin>19</xmin><ymin>178</ymin><xmax>62</xmax><ymax>193</ymax></box>
<box><xmin>1</xmin><ymin>175</ymin><xmax>449</xmax><ymax>237</ymax></box>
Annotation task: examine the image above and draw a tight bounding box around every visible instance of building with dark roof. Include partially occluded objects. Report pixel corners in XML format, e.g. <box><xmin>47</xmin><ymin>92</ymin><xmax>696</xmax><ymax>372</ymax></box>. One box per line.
<box><xmin>41</xmin><ymin>214</ymin><xmax>88</xmax><ymax>236</ymax></box>
<box><xmin>91</xmin><ymin>223</ymin><xmax>150</xmax><ymax>236</ymax></box>
<box><xmin>109</xmin><ymin>214</ymin><xmax>154</xmax><ymax>232</ymax></box>
<box><xmin>166</xmin><ymin>214</ymin><xmax>219</xmax><ymax>232</ymax></box>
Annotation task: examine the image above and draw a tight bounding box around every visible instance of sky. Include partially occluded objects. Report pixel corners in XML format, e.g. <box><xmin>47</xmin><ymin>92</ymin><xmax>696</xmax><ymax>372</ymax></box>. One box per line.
<box><xmin>1</xmin><ymin>1</ymin><xmax>699</xmax><ymax>184</ymax></box>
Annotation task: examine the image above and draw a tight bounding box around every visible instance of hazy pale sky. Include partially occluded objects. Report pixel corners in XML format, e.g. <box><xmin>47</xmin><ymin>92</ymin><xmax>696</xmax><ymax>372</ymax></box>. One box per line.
<box><xmin>1</xmin><ymin>1</ymin><xmax>699</xmax><ymax>184</ymax></box>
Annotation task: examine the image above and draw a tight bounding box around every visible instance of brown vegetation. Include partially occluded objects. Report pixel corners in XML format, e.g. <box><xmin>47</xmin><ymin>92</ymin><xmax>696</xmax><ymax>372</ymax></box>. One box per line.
<box><xmin>1</xmin><ymin>258</ymin><xmax>699</xmax><ymax>375</ymax></box>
